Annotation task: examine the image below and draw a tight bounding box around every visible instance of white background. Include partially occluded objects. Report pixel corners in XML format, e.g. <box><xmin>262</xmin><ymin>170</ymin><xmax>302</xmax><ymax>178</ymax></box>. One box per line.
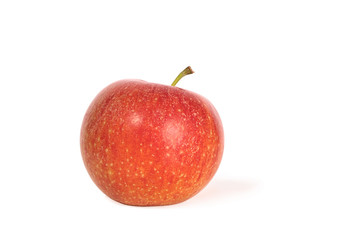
<box><xmin>0</xmin><ymin>0</ymin><xmax>359</xmax><ymax>239</ymax></box>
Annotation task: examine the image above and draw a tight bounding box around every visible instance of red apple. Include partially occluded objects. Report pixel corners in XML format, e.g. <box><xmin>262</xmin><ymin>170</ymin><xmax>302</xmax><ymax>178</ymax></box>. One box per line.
<box><xmin>80</xmin><ymin>67</ymin><xmax>224</xmax><ymax>206</ymax></box>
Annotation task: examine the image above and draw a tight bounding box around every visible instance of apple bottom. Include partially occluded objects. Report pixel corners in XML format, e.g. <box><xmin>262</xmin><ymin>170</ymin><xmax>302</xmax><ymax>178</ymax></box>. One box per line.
<box><xmin>92</xmin><ymin>168</ymin><xmax>219</xmax><ymax>206</ymax></box>
<box><xmin>87</xmin><ymin>150</ymin><xmax>222</xmax><ymax>206</ymax></box>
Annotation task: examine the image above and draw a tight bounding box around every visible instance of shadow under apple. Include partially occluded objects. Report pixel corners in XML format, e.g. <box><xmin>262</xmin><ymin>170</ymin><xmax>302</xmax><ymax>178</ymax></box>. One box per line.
<box><xmin>185</xmin><ymin>178</ymin><xmax>258</xmax><ymax>205</ymax></box>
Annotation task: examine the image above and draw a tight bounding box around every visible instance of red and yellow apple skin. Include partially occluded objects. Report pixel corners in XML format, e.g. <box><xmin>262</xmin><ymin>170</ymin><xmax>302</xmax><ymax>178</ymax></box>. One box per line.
<box><xmin>80</xmin><ymin>80</ymin><xmax>224</xmax><ymax>206</ymax></box>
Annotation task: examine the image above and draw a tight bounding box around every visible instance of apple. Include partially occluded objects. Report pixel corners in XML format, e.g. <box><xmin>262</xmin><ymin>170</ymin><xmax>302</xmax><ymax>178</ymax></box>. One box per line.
<box><xmin>80</xmin><ymin>67</ymin><xmax>224</xmax><ymax>206</ymax></box>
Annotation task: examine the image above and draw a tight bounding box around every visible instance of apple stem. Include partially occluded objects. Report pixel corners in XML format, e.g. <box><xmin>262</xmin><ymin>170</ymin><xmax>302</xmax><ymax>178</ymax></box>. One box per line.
<box><xmin>171</xmin><ymin>66</ymin><xmax>194</xmax><ymax>87</ymax></box>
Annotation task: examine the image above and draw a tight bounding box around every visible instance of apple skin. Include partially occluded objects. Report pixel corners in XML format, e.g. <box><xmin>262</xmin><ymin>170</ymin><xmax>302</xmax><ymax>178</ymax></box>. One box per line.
<box><xmin>80</xmin><ymin>79</ymin><xmax>224</xmax><ymax>206</ymax></box>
